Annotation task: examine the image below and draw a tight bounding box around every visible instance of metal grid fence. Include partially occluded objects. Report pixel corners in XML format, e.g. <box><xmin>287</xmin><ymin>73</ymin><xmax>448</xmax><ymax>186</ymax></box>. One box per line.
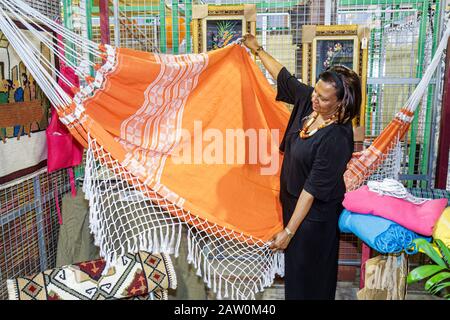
<box><xmin>337</xmin><ymin>0</ymin><xmax>444</xmax><ymax>189</ymax></box>
<box><xmin>0</xmin><ymin>0</ymin><xmax>66</xmax><ymax>300</ymax></box>
<box><xmin>0</xmin><ymin>169</ymin><xmax>72</xmax><ymax>300</ymax></box>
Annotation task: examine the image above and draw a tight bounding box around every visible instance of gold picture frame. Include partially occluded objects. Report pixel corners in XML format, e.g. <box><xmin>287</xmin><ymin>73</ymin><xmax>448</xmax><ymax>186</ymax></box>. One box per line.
<box><xmin>311</xmin><ymin>35</ymin><xmax>359</xmax><ymax>86</ymax></box>
<box><xmin>192</xmin><ymin>4</ymin><xmax>256</xmax><ymax>54</ymax></box>
<box><xmin>202</xmin><ymin>16</ymin><xmax>247</xmax><ymax>52</ymax></box>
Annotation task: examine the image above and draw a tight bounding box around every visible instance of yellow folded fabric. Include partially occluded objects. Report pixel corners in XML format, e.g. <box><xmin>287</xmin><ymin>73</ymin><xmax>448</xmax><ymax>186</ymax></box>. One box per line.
<box><xmin>432</xmin><ymin>206</ymin><xmax>450</xmax><ymax>248</ymax></box>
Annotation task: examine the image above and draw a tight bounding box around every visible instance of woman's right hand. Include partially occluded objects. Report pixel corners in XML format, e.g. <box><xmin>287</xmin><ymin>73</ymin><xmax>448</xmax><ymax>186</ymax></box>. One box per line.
<box><xmin>242</xmin><ymin>34</ymin><xmax>260</xmax><ymax>52</ymax></box>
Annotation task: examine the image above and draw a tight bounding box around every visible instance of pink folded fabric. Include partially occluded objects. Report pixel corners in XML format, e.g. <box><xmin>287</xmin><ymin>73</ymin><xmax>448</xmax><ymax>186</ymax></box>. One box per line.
<box><xmin>343</xmin><ymin>185</ymin><xmax>447</xmax><ymax>236</ymax></box>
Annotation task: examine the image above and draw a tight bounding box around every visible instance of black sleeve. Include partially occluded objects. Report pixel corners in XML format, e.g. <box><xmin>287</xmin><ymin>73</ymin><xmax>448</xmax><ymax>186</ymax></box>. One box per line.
<box><xmin>303</xmin><ymin>133</ymin><xmax>352</xmax><ymax>202</ymax></box>
<box><xmin>276</xmin><ymin>67</ymin><xmax>313</xmax><ymax>105</ymax></box>
<box><xmin>277</xmin><ymin>68</ymin><xmax>313</xmax><ymax>153</ymax></box>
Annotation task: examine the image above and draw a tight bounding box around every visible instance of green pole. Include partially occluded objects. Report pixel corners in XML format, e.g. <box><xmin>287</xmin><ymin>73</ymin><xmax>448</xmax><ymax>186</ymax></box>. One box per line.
<box><xmin>420</xmin><ymin>0</ymin><xmax>440</xmax><ymax>188</ymax></box>
<box><xmin>339</xmin><ymin>0</ymin><xmax>427</xmax><ymax>5</ymax></box>
<box><xmin>86</xmin><ymin>0</ymin><xmax>94</xmax><ymax>77</ymax></box>
<box><xmin>374</xmin><ymin>11</ymin><xmax>385</xmax><ymax>136</ymax></box>
<box><xmin>365</xmin><ymin>23</ymin><xmax>378</xmax><ymax>136</ymax></box>
<box><xmin>171</xmin><ymin>0</ymin><xmax>179</xmax><ymax>54</ymax></box>
<box><xmin>159</xmin><ymin>0</ymin><xmax>167</xmax><ymax>53</ymax></box>
<box><xmin>407</xmin><ymin>0</ymin><xmax>429</xmax><ymax>187</ymax></box>
<box><xmin>63</xmin><ymin>0</ymin><xmax>76</xmax><ymax>64</ymax></box>
<box><xmin>185</xmin><ymin>0</ymin><xmax>192</xmax><ymax>53</ymax></box>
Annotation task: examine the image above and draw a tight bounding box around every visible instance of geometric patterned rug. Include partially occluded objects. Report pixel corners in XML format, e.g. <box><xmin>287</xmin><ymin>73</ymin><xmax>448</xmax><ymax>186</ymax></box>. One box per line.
<box><xmin>7</xmin><ymin>252</ymin><xmax>176</xmax><ymax>300</ymax></box>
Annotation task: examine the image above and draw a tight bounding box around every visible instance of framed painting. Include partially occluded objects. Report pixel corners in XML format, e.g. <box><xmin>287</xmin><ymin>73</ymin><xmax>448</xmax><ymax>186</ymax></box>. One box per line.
<box><xmin>312</xmin><ymin>35</ymin><xmax>359</xmax><ymax>85</ymax></box>
<box><xmin>11</xmin><ymin>65</ymin><xmax>18</xmax><ymax>81</ymax></box>
<box><xmin>203</xmin><ymin>16</ymin><xmax>245</xmax><ymax>52</ymax></box>
<box><xmin>192</xmin><ymin>4</ymin><xmax>256</xmax><ymax>54</ymax></box>
<box><xmin>0</xmin><ymin>62</ymin><xmax>4</xmax><ymax>80</ymax></box>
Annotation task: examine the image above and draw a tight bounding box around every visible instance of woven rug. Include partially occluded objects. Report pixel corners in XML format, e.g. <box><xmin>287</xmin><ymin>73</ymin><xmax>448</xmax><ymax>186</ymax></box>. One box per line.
<box><xmin>7</xmin><ymin>251</ymin><xmax>176</xmax><ymax>300</ymax></box>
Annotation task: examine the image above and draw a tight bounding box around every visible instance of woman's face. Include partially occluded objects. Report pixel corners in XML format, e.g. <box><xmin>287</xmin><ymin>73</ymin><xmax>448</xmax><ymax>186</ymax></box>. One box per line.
<box><xmin>311</xmin><ymin>79</ymin><xmax>340</xmax><ymax>116</ymax></box>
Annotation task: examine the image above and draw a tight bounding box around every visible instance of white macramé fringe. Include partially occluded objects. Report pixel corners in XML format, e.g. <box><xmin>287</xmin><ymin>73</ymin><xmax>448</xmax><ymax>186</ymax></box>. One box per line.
<box><xmin>6</xmin><ymin>279</ymin><xmax>19</xmax><ymax>300</ymax></box>
<box><xmin>367</xmin><ymin>178</ymin><xmax>429</xmax><ymax>204</ymax></box>
<box><xmin>83</xmin><ymin>141</ymin><xmax>284</xmax><ymax>298</ymax></box>
<box><xmin>185</xmin><ymin>229</ymin><xmax>284</xmax><ymax>300</ymax></box>
<box><xmin>162</xmin><ymin>253</ymin><xmax>178</xmax><ymax>290</ymax></box>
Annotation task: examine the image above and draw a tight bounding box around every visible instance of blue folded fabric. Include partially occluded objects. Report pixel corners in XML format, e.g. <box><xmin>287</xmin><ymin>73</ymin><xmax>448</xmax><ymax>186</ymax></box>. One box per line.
<box><xmin>338</xmin><ymin>209</ymin><xmax>431</xmax><ymax>254</ymax></box>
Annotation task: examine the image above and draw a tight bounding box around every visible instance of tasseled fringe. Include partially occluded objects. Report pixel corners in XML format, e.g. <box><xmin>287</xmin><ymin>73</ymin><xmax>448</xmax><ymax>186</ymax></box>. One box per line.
<box><xmin>6</xmin><ymin>279</ymin><xmax>19</xmax><ymax>300</ymax></box>
<box><xmin>203</xmin><ymin>253</ymin><xmax>208</xmax><ymax>283</ymax></box>
<box><xmin>163</xmin><ymin>253</ymin><xmax>178</xmax><ymax>290</ymax></box>
<box><xmin>207</xmin><ymin>261</ymin><xmax>212</xmax><ymax>288</ymax></box>
<box><xmin>152</xmin><ymin>227</ymin><xmax>160</xmax><ymax>253</ymax></box>
<box><xmin>223</xmin><ymin>280</ymin><xmax>229</xmax><ymax>298</ymax></box>
<box><xmin>85</xmin><ymin>148</ymin><xmax>286</xmax><ymax>300</ymax></box>
<box><xmin>91</xmin><ymin>221</ymin><xmax>183</xmax><ymax>276</ymax></box>
<box><xmin>184</xmin><ymin>226</ymin><xmax>287</xmax><ymax>300</ymax></box>
<box><xmin>217</xmin><ymin>275</ymin><xmax>222</xmax><ymax>300</ymax></box>
<box><xmin>213</xmin><ymin>270</ymin><xmax>217</xmax><ymax>295</ymax></box>
<box><xmin>187</xmin><ymin>229</ymin><xmax>194</xmax><ymax>264</ymax></box>
<box><xmin>174</xmin><ymin>224</ymin><xmax>182</xmax><ymax>258</ymax></box>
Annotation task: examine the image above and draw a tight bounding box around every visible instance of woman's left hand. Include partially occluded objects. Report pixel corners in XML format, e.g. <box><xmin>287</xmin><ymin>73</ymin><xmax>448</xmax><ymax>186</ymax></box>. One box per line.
<box><xmin>269</xmin><ymin>229</ymin><xmax>292</xmax><ymax>251</ymax></box>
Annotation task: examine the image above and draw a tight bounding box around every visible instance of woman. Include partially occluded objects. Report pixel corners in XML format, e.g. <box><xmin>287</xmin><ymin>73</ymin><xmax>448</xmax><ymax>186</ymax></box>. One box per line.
<box><xmin>243</xmin><ymin>34</ymin><xmax>361</xmax><ymax>300</ymax></box>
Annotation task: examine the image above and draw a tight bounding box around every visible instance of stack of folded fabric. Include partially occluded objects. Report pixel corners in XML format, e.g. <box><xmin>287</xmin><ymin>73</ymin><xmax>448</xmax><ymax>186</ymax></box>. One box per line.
<box><xmin>339</xmin><ymin>180</ymin><xmax>448</xmax><ymax>254</ymax></box>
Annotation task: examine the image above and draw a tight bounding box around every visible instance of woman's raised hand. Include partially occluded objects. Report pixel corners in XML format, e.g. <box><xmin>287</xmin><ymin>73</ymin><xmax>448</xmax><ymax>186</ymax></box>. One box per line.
<box><xmin>242</xmin><ymin>33</ymin><xmax>260</xmax><ymax>52</ymax></box>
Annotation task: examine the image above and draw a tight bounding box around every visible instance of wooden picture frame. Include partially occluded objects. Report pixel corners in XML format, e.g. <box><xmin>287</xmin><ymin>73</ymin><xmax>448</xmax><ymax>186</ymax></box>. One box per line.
<box><xmin>0</xmin><ymin>62</ymin><xmax>4</xmax><ymax>80</ymax></box>
<box><xmin>192</xmin><ymin>4</ymin><xmax>256</xmax><ymax>54</ymax></box>
<box><xmin>11</xmin><ymin>65</ymin><xmax>18</xmax><ymax>81</ymax></box>
<box><xmin>311</xmin><ymin>35</ymin><xmax>359</xmax><ymax>86</ymax></box>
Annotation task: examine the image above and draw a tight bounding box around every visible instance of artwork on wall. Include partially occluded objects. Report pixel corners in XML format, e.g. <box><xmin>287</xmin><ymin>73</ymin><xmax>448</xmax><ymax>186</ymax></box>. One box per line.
<box><xmin>204</xmin><ymin>17</ymin><xmax>245</xmax><ymax>52</ymax></box>
<box><xmin>192</xmin><ymin>4</ymin><xmax>256</xmax><ymax>54</ymax></box>
<box><xmin>0</xmin><ymin>26</ymin><xmax>55</xmax><ymax>184</ymax></box>
<box><xmin>312</xmin><ymin>36</ymin><xmax>359</xmax><ymax>84</ymax></box>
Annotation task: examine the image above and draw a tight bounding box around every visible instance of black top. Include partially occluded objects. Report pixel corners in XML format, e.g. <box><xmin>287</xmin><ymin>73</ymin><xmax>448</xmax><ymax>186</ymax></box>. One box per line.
<box><xmin>276</xmin><ymin>67</ymin><xmax>354</xmax><ymax>220</ymax></box>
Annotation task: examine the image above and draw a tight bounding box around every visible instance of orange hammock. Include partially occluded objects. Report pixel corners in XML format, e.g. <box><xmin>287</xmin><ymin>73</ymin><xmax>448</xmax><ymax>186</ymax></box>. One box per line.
<box><xmin>60</xmin><ymin>44</ymin><xmax>290</xmax><ymax>242</ymax></box>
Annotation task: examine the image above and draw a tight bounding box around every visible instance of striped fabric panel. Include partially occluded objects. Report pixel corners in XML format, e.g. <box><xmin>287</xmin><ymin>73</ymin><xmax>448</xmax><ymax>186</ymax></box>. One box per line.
<box><xmin>119</xmin><ymin>53</ymin><xmax>208</xmax><ymax>186</ymax></box>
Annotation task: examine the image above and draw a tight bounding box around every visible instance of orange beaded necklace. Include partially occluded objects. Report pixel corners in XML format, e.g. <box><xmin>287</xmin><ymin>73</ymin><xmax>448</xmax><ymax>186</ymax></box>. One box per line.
<box><xmin>299</xmin><ymin>112</ymin><xmax>338</xmax><ymax>139</ymax></box>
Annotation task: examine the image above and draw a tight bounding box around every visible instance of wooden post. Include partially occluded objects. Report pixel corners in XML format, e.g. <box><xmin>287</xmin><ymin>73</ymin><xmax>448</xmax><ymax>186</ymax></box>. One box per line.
<box><xmin>99</xmin><ymin>0</ymin><xmax>110</xmax><ymax>45</ymax></box>
<box><xmin>435</xmin><ymin>38</ymin><xmax>450</xmax><ymax>189</ymax></box>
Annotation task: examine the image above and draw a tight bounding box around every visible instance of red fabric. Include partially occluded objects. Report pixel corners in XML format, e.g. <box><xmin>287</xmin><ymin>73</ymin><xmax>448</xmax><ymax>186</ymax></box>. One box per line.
<box><xmin>46</xmin><ymin>107</ymin><xmax>83</xmax><ymax>173</ymax></box>
<box><xmin>46</xmin><ymin>64</ymin><xmax>83</xmax><ymax>173</ymax></box>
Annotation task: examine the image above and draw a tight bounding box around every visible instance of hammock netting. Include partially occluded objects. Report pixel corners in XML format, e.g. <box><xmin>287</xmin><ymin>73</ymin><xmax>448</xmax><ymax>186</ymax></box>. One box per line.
<box><xmin>1</xmin><ymin>0</ymin><xmax>448</xmax><ymax>299</ymax></box>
